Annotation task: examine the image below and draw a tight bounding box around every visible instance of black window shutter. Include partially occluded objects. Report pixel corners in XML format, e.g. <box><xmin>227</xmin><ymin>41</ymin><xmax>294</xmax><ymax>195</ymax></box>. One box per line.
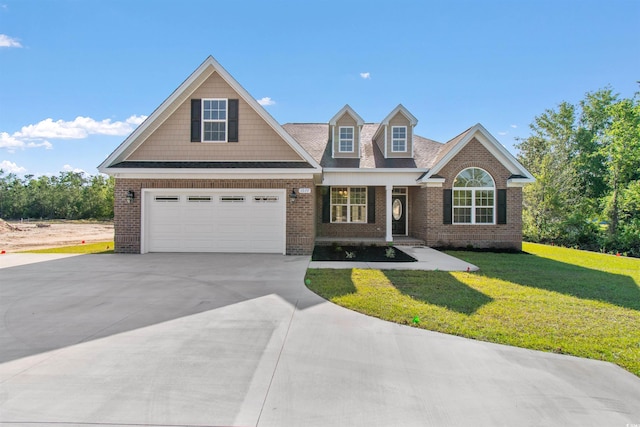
<box><xmin>443</xmin><ymin>189</ymin><xmax>452</xmax><ymax>224</ymax></box>
<box><xmin>191</xmin><ymin>99</ymin><xmax>201</xmax><ymax>142</ymax></box>
<box><xmin>228</xmin><ymin>99</ymin><xmax>239</xmax><ymax>142</ymax></box>
<box><xmin>322</xmin><ymin>187</ymin><xmax>331</xmax><ymax>223</ymax></box>
<box><xmin>367</xmin><ymin>187</ymin><xmax>376</xmax><ymax>223</ymax></box>
<box><xmin>497</xmin><ymin>189</ymin><xmax>507</xmax><ymax>224</ymax></box>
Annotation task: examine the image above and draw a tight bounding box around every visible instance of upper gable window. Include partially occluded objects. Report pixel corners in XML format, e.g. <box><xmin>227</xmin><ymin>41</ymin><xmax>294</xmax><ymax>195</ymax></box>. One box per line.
<box><xmin>453</xmin><ymin>168</ymin><xmax>495</xmax><ymax>224</ymax></box>
<box><xmin>191</xmin><ymin>98</ymin><xmax>238</xmax><ymax>143</ymax></box>
<box><xmin>391</xmin><ymin>126</ymin><xmax>407</xmax><ymax>152</ymax></box>
<box><xmin>203</xmin><ymin>99</ymin><xmax>227</xmax><ymax>142</ymax></box>
<box><xmin>339</xmin><ymin>126</ymin><xmax>354</xmax><ymax>152</ymax></box>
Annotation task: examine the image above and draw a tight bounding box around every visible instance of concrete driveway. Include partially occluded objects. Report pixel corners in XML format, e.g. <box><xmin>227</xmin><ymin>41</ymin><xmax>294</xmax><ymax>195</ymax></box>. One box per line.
<box><xmin>1</xmin><ymin>254</ymin><xmax>639</xmax><ymax>426</ymax></box>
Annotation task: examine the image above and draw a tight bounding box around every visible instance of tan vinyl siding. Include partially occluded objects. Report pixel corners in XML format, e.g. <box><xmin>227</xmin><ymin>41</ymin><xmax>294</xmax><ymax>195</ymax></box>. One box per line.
<box><xmin>128</xmin><ymin>72</ymin><xmax>303</xmax><ymax>162</ymax></box>
<box><xmin>333</xmin><ymin>113</ymin><xmax>359</xmax><ymax>158</ymax></box>
<box><xmin>386</xmin><ymin>112</ymin><xmax>413</xmax><ymax>158</ymax></box>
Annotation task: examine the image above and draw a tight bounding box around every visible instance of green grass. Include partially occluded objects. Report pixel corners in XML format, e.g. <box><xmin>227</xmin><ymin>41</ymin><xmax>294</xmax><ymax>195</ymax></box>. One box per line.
<box><xmin>305</xmin><ymin>242</ymin><xmax>640</xmax><ymax>376</ymax></box>
<box><xmin>22</xmin><ymin>241</ymin><xmax>115</xmax><ymax>254</ymax></box>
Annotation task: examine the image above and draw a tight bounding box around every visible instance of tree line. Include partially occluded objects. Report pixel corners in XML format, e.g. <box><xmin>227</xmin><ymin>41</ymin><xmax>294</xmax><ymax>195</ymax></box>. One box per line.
<box><xmin>0</xmin><ymin>171</ymin><xmax>114</xmax><ymax>220</ymax></box>
<box><xmin>516</xmin><ymin>87</ymin><xmax>640</xmax><ymax>257</ymax></box>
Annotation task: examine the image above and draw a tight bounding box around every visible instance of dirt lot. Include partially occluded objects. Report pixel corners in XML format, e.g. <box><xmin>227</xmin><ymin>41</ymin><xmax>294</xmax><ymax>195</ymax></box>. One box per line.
<box><xmin>0</xmin><ymin>220</ymin><xmax>114</xmax><ymax>252</ymax></box>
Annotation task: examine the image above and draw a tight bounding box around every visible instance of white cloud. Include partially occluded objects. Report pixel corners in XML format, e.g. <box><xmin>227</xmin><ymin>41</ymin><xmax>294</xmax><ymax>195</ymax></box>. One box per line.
<box><xmin>1</xmin><ymin>114</ymin><xmax>146</xmax><ymax>152</ymax></box>
<box><xmin>0</xmin><ymin>160</ymin><xmax>26</xmax><ymax>174</ymax></box>
<box><xmin>0</xmin><ymin>132</ymin><xmax>53</xmax><ymax>153</ymax></box>
<box><xmin>0</xmin><ymin>132</ymin><xmax>24</xmax><ymax>149</ymax></box>
<box><xmin>15</xmin><ymin>115</ymin><xmax>147</xmax><ymax>139</ymax></box>
<box><xmin>360</xmin><ymin>72</ymin><xmax>371</xmax><ymax>79</ymax></box>
<box><xmin>0</xmin><ymin>34</ymin><xmax>22</xmax><ymax>48</ymax></box>
<box><xmin>257</xmin><ymin>97</ymin><xmax>276</xmax><ymax>106</ymax></box>
<box><xmin>510</xmin><ymin>124</ymin><xmax>518</xmax><ymax>129</ymax></box>
<box><xmin>498</xmin><ymin>131</ymin><xmax>508</xmax><ymax>136</ymax></box>
<box><xmin>62</xmin><ymin>164</ymin><xmax>85</xmax><ymax>174</ymax></box>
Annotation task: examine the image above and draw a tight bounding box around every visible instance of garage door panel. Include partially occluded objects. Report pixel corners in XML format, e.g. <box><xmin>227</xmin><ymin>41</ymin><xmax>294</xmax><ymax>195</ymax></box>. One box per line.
<box><xmin>145</xmin><ymin>190</ymin><xmax>285</xmax><ymax>253</ymax></box>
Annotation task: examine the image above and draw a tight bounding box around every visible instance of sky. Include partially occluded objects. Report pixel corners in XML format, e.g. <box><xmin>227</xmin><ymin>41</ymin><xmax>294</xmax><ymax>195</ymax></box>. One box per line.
<box><xmin>0</xmin><ymin>0</ymin><xmax>638</xmax><ymax>177</ymax></box>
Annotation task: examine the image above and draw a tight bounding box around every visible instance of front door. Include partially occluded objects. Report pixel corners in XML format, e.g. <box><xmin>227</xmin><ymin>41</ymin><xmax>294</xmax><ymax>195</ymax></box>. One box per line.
<box><xmin>392</xmin><ymin>194</ymin><xmax>406</xmax><ymax>235</ymax></box>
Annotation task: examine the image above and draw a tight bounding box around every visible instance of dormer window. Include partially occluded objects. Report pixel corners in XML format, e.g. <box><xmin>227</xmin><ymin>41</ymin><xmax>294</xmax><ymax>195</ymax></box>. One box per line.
<box><xmin>392</xmin><ymin>126</ymin><xmax>407</xmax><ymax>152</ymax></box>
<box><xmin>339</xmin><ymin>127</ymin><xmax>354</xmax><ymax>152</ymax></box>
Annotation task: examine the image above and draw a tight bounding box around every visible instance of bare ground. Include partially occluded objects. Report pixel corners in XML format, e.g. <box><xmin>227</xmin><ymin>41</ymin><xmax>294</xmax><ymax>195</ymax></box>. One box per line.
<box><xmin>0</xmin><ymin>219</ymin><xmax>114</xmax><ymax>252</ymax></box>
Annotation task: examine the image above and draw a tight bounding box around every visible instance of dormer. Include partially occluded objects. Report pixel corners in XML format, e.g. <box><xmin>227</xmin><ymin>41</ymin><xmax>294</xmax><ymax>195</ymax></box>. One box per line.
<box><xmin>372</xmin><ymin>104</ymin><xmax>418</xmax><ymax>158</ymax></box>
<box><xmin>329</xmin><ymin>104</ymin><xmax>365</xmax><ymax>158</ymax></box>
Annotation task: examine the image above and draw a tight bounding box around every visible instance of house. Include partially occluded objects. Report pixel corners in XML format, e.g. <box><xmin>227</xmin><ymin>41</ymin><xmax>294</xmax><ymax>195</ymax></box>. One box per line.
<box><xmin>99</xmin><ymin>56</ymin><xmax>534</xmax><ymax>255</ymax></box>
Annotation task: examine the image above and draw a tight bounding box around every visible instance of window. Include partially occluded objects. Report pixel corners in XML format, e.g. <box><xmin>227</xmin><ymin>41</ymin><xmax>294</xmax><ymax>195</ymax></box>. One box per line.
<box><xmin>339</xmin><ymin>126</ymin><xmax>354</xmax><ymax>152</ymax></box>
<box><xmin>392</xmin><ymin>126</ymin><xmax>407</xmax><ymax>152</ymax></box>
<box><xmin>220</xmin><ymin>196</ymin><xmax>245</xmax><ymax>203</ymax></box>
<box><xmin>154</xmin><ymin>196</ymin><xmax>179</xmax><ymax>202</ymax></box>
<box><xmin>331</xmin><ymin>187</ymin><xmax>367</xmax><ymax>223</ymax></box>
<box><xmin>203</xmin><ymin>99</ymin><xmax>227</xmax><ymax>142</ymax></box>
<box><xmin>187</xmin><ymin>196</ymin><xmax>212</xmax><ymax>202</ymax></box>
<box><xmin>453</xmin><ymin>168</ymin><xmax>495</xmax><ymax>224</ymax></box>
<box><xmin>254</xmin><ymin>196</ymin><xmax>279</xmax><ymax>203</ymax></box>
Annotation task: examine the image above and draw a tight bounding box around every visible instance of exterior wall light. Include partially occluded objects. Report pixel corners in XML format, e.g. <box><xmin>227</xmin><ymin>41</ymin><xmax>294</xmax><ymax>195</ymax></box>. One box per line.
<box><xmin>289</xmin><ymin>189</ymin><xmax>297</xmax><ymax>203</ymax></box>
<box><xmin>126</xmin><ymin>190</ymin><xmax>135</xmax><ymax>204</ymax></box>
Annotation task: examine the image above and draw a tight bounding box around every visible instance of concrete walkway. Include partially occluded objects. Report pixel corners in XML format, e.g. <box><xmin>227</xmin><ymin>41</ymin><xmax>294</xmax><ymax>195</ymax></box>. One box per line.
<box><xmin>0</xmin><ymin>253</ymin><xmax>639</xmax><ymax>426</ymax></box>
<box><xmin>308</xmin><ymin>245</ymin><xmax>479</xmax><ymax>271</ymax></box>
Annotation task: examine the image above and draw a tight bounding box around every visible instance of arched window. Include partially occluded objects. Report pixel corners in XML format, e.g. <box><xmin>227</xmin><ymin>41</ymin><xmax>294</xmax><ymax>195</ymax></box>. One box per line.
<box><xmin>453</xmin><ymin>168</ymin><xmax>495</xmax><ymax>224</ymax></box>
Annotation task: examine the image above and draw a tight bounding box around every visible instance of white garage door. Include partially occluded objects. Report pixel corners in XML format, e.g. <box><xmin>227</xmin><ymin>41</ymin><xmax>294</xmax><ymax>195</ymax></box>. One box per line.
<box><xmin>143</xmin><ymin>189</ymin><xmax>285</xmax><ymax>254</ymax></box>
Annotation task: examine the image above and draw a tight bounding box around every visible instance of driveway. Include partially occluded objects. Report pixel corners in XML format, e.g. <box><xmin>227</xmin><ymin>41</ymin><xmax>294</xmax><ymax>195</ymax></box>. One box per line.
<box><xmin>1</xmin><ymin>253</ymin><xmax>639</xmax><ymax>426</ymax></box>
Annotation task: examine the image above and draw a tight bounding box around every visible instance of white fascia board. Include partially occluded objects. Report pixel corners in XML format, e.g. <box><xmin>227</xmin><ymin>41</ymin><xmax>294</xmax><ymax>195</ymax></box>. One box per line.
<box><xmin>323</xmin><ymin>168</ymin><xmax>429</xmax><ymax>173</ymax></box>
<box><xmin>507</xmin><ymin>177</ymin><xmax>535</xmax><ymax>187</ymax></box>
<box><xmin>422</xmin><ymin>177</ymin><xmax>446</xmax><ymax>187</ymax></box>
<box><xmin>322</xmin><ymin>171</ymin><xmax>425</xmax><ymax>186</ymax></box>
<box><xmin>380</xmin><ymin>104</ymin><xmax>419</xmax><ymax>126</ymax></box>
<box><xmin>105</xmin><ymin>169</ymin><xmax>318</xmax><ymax>180</ymax></box>
<box><xmin>420</xmin><ymin>123</ymin><xmax>534</xmax><ymax>182</ymax></box>
<box><xmin>99</xmin><ymin>59</ymin><xmax>216</xmax><ymax>171</ymax></box>
<box><xmin>329</xmin><ymin>104</ymin><xmax>365</xmax><ymax>126</ymax></box>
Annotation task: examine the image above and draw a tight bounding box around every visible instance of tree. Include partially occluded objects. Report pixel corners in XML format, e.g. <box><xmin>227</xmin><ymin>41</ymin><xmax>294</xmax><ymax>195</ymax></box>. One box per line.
<box><xmin>516</xmin><ymin>102</ymin><xmax>579</xmax><ymax>241</ymax></box>
<box><xmin>601</xmin><ymin>96</ymin><xmax>640</xmax><ymax>233</ymax></box>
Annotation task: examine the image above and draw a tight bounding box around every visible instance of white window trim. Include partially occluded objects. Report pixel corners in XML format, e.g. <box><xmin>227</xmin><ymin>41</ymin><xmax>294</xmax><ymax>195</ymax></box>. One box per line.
<box><xmin>330</xmin><ymin>187</ymin><xmax>367</xmax><ymax>223</ymax></box>
<box><xmin>391</xmin><ymin>126</ymin><xmax>407</xmax><ymax>152</ymax></box>
<box><xmin>202</xmin><ymin>98</ymin><xmax>228</xmax><ymax>143</ymax></box>
<box><xmin>452</xmin><ymin>168</ymin><xmax>496</xmax><ymax>225</ymax></box>
<box><xmin>338</xmin><ymin>126</ymin><xmax>355</xmax><ymax>153</ymax></box>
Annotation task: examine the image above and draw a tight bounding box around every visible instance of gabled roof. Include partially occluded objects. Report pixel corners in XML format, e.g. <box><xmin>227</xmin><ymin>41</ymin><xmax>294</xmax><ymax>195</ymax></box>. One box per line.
<box><xmin>372</xmin><ymin>104</ymin><xmax>418</xmax><ymax>141</ymax></box>
<box><xmin>99</xmin><ymin>56</ymin><xmax>321</xmax><ymax>172</ymax></box>
<box><xmin>328</xmin><ymin>104</ymin><xmax>365</xmax><ymax>126</ymax></box>
<box><xmin>419</xmin><ymin>123</ymin><xmax>534</xmax><ymax>183</ymax></box>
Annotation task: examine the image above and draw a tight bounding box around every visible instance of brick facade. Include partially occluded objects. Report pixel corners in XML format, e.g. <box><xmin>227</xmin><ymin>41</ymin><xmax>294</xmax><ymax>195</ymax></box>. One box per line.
<box><xmin>414</xmin><ymin>138</ymin><xmax>523</xmax><ymax>250</ymax></box>
<box><xmin>313</xmin><ymin>139</ymin><xmax>524</xmax><ymax>250</ymax></box>
<box><xmin>316</xmin><ymin>186</ymin><xmax>386</xmax><ymax>238</ymax></box>
<box><xmin>114</xmin><ymin>178</ymin><xmax>315</xmax><ymax>255</ymax></box>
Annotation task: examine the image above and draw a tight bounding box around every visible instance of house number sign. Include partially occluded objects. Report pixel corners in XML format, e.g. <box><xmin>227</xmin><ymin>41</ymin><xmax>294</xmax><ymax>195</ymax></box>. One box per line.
<box><xmin>298</xmin><ymin>188</ymin><xmax>311</xmax><ymax>194</ymax></box>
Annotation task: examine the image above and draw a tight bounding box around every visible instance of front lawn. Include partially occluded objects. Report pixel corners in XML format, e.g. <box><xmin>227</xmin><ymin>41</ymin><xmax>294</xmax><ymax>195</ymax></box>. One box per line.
<box><xmin>305</xmin><ymin>242</ymin><xmax>640</xmax><ymax>376</ymax></box>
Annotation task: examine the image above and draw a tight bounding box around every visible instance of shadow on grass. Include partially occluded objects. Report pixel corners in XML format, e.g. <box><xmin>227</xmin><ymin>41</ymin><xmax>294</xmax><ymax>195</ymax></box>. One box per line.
<box><xmin>305</xmin><ymin>269</ymin><xmax>357</xmax><ymax>300</ymax></box>
<box><xmin>448</xmin><ymin>251</ymin><xmax>640</xmax><ymax>311</ymax></box>
<box><xmin>384</xmin><ymin>270</ymin><xmax>493</xmax><ymax>315</ymax></box>
<box><xmin>306</xmin><ymin>268</ymin><xmax>493</xmax><ymax>315</ymax></box>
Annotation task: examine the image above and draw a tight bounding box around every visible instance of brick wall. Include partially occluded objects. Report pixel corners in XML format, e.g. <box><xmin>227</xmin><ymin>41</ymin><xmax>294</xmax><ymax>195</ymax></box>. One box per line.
<box><xmin>114</xmin><ymin>178</ymin><xmax>315</xmax><ymax>255</ymax></box>
<box><xmin>413</xmin><ymin>138</ymin><xmax>524</xmax><ymax>250</ymax></box>
<box><xmin>316</xmin><ymin>186</ymin><xmax>386</xmax><ymax>238</ymax></box>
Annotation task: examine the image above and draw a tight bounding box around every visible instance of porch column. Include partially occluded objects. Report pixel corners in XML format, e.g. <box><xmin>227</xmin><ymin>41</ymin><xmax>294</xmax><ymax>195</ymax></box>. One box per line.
<box><xmin>385</xmin><ymin>184</ymin><xmax>393</xmax><ymax>242</ymax></box>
